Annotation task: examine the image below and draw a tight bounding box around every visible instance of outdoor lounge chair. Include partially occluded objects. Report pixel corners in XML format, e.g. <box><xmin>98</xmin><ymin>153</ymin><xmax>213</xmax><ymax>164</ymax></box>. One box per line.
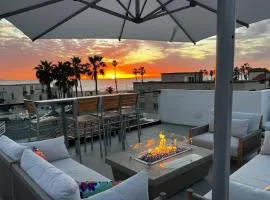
<box><xmin>189</xmin><ymin>111</ymin><xmax>262</xmax><ymax>166</ymax></box>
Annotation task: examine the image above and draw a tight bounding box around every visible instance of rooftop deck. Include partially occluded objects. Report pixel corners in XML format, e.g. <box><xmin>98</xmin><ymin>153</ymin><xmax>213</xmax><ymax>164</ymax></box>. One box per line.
<box><xmin>63</xmin><ymin>123</ymin><xmax>241</xmax><ymax>200</ymax></box>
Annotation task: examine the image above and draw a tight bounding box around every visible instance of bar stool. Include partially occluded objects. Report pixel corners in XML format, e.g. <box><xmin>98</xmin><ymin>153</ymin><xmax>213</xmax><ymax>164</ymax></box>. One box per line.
<box><xmin>24</xmin><ymin>99</ymin><xmax>60</xmax><ymax>141</ymax></box>
<box><xmin>69</xmin><ymin>96</ymin><xmax>102</xmax><ymax>163</ymax></box>
<box><xmin>120</xmin><ymin>93</ymin><xmax>141</xmax><ymax>150</ymax></box>
<box><xmin>100</xmin><ymin>94</ymin><xmax>121</xmax><ymax>156</ymax></box>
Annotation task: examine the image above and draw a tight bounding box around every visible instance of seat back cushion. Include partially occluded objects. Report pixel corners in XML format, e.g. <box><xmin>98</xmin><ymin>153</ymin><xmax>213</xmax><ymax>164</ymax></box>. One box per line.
<box><xmin>209</xmin><ymin>117</ymin><xmax>249</xmax><ymax>137</ymax></box>
<box><xmin>86</xmin><ymin>171</ymin><xmax>149</xmax><ymax>200</ymax></box>
<box><xmin>231</xmin><ymin>119</ymin><xmax>249</xmax><ymax>137</ymax></box>
<box><xmin>210</xmin><ymin>110</ymin><xmax>261</xmax><ymax>133</ymax></box>
<box><xmin>261</xmin><ymin>131</ymin><xmax>270</xmax><ymax>155</ymax></box>
<box><xmin>21</xmin><ymin>136</ymin><xmax>70</xmax><ymax>162</ymax></box>
<box><xmin>21</xmin><ymin>149</ymin><xmax>80</xmax><ymax>200</ymax></box>
<box><xmin>230</xmin><ymin>180</ymin><xmax>270</xmax><ymax>200</ymax></box>
<box><xmin>232</xmin><ymin>112</ymin><xmax>261</xmax><ymax>133</ymax></box>
<box><xmin>0</xmin><ymin>135</ymin><xmax>27</xmax><ymax>161</ymax></box>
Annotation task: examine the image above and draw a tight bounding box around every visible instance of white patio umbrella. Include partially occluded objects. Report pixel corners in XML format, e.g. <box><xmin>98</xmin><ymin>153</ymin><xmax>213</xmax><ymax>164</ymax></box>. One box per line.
<box><xmin>1</xmin><ymin>1</ymin><xmax>270</xmax><ymax>199</ymax></box>
<box><xmin>0</xmin><ymin>0</ymin><xmax>268</xmax><ymax>43</ymax></box>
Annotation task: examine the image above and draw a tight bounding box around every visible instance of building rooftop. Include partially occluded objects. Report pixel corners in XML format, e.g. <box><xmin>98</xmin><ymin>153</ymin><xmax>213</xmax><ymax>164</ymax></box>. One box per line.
<box><xmin>161</xmin><ymin>72</ymin><xmax>203</xmax><ymax>75</ymax></box>
<box><xmin>249</xmin><ymin>68</ymin><xmax>270</xmax><ymax>73</ymax></box>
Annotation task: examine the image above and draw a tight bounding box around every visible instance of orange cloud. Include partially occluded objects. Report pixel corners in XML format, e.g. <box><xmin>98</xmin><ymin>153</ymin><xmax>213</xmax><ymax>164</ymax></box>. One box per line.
<box><xmin>1</xmin><ymin>19</ymin><xmax>270</xmax><ymax>80</ymax></box>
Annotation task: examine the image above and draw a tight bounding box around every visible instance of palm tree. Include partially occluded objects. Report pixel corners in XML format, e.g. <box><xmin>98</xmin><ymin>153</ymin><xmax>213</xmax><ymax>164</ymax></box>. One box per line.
<box><xmin>87</xmin><ymin>55</ymin><xmax>106</xmax><ymax>95</ymax></box>
<box><xmin>106</xmin><ymin>86</ymin><xmax>114</xmax><ymax>94</ymax></box>
<box><xmin>240</xmin><ymin>65</ymin><xmax>245</xmax><ymax>80</ymax></box>
<box><xmin>133</xmin><ymin>67</ymin><xmax>138</xmax><ymax>81</ymax></box>
<box><xmin>70</xmin><ymin>56</ymin><xmax>84</xmax><ymax>97</ymax></box>
<box><xmin>233</xmin><ymin>67</ymin><xmax>240</xmax><ymax>80</ymax></box>
<box><xmin>34</xmin><ymin>60</ymin><xmax>54</xmax><ymax>99</ymax></box>
<box><xmin>243</xmin><ymin>63</ymin><xmax>252</xmax><ymax>80</ymax></box>
<box><xmin>202</xmin><ymin>69</ymin><xmax>208</xmax><ymax>81</ymax></box>
<box><xmin>209</xmin><ymin>70</ymin><xmax>215</xmax><ymax>81</ymax></box>
<box><xmin>53</xmin><ymin>61</ymin><xmax>73</xmax><ymax>98</ymax></box>
<box><xmin>112</xmin><ymin>60</ymin><xmax>118</xmax><ymax>93</ymax></box>
<box><xmin>138</xmin><ymin>67</ymin><xmax>146</xmax><ymax>83</ymax></box>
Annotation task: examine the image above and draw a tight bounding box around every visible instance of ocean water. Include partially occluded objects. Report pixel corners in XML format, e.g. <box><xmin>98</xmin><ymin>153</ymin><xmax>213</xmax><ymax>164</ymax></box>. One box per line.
<box><xmin>0</xmin><ymin>78</ymin><xmax>160</xmax><ymax>92</ymax></box>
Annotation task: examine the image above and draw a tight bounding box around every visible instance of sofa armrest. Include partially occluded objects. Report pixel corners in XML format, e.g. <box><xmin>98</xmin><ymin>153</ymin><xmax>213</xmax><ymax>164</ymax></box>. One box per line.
<box><xmin>238</xmin><ymin>130</ymin><xmax>262</xmax><ymax>159</ymax></box>
<box><xmin>189</xmin><ymin>125</ymin><xmax>209</xmax><ymax>139</ymax></box>
<box><xmin>153</xmin><ymin>192</ymin><xmax>167</xmax><ymax>200</ymax></box>
<box><xmin>187</xmin><ymin>189</ymin><xmax>210</xmax><ymax>200</ymax></box>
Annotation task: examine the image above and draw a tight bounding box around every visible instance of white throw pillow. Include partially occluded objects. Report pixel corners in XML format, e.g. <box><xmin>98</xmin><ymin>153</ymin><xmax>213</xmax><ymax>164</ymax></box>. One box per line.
<box><xmin>261</xmin><ymin>131</ymin><xmax>270</xmax><ymax>155</ymax></box>
<box><xmin>209</xmin><ymin>118</ymin><xmax>249</xmax><ymax>137</ymax></box>
<box><xmin>232</xmin><ymin>112</ymin><xmax>261</xmax><ymax>133</ymax></box>
<box><xmin>20</xmin><ymin>136</ymin><xmax>70</xmax><ymax>162</ymax></box>
<box><xmin>21</xmin><ymin>149</ymin><xmax>80</xmax><ymax>200</ymax></box>
<box><xmin>0</xmin><ymin>135</ymin><xmax>27</xmax><ymax>161</ymax></box>
<box><xmin>231</xmin><ymin>119</ymin><xmax>249</xmax><ymax>138</ymax></box>
<box><xmin>86</xmin><ymin>171</ymin><xmax>149</xmax><ymax>200</ymax></box>
<box><xmin>210</xmin><ymin>110</ymin><xmax>261</xmax><ymax>133</ymax></box>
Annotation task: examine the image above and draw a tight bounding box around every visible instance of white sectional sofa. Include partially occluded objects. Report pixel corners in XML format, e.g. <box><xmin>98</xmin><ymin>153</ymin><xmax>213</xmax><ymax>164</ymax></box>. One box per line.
<box><xmin>0</xmin><ymin>136</ymin><xmax>149</xmax><ymax>200</ymax></box>
<box><xmin>188</xmin><ymin>131</ymin><xmax>270</xmax><ymax>200</ymax></box>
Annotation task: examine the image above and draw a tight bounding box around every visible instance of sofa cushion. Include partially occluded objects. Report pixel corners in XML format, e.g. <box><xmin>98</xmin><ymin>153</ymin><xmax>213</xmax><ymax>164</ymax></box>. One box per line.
<box><xmin>204</xmin><ymin>180</ymin><xmax>270</xmax><ymax>200</ymax></box>
<box><xmin>51</xmin><ymin>158</ymin><xmax>110</xmax><ymax>182</ymax></box>
<box><xmin>263</xmin><ymin>121</ymin><xmax>270</xmax><ymax>131</ymax></box>
<box><xmin>21</xmin><ymin>136</ymin><xmax>70</xmax><ymax>162</ymax></box>
<box><xmin>86</xmin><ymin>171</ymin><xmax>149</xmax><ymax>200</ymax></box>
<box><xmin>231</xmin><ymin>119</ymin><xmax>249</xmax><ymax>138</ymax></box>
<box><xmin>230</xmin><ymin>180</ymin><xmax>270</xmax><ymax>200</ymax></box>
<box><xmin>21</xmin><ymin>149</ymin><xmax>80</xmax><ymax>200</ymax></box>
<box><xmin>209</xmin><ymin>117</ymin><xmax>249</xmax><ymax>137</ymax></box>
<box><xmin>192</xmin><ymin>132</ymin><xmax>239</xmax><ymax>156</ymax></box>
<box><xmin>231</xmin><ymin>154</ymin><xmax>270</xmax><ymax>189</ymax></box>
<box><xmin>0</xmin><ymin>135</ymin><xmax>27</xmax><ymax>161</ymax></box>
<box><xmin>232</xmin><ymin>112</ymin><xmax>261</xmax><ymax>133</ymax></box>
<box><xmin>210</xmin><ymin>110</ymin><xmax>261</xmax><ymax>133</ymax></box>
<box><xmin>261</xmin><ymin>131</ymin><xmax>270</xmax><ymax>155</ymax></box>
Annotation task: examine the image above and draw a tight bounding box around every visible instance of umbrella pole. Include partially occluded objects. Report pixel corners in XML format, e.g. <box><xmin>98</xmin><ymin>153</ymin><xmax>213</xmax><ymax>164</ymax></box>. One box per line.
<box><xmin>213</xmin><ymin>0</ymin><xmax>236</xmax><ymax>199</ymax></box>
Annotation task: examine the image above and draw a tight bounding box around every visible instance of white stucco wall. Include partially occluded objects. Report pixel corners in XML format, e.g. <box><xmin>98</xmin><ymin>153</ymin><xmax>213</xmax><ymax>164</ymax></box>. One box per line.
<box><xmin>159</xmin><ymin>89</ymin><xmax>270</xmax><ymax>126</ymax></box>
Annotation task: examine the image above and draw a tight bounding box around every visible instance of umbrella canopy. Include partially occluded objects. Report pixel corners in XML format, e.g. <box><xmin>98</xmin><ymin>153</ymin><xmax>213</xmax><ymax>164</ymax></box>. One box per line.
<box><xmin>0</xmin><ymin>0</ymin><xmax>269</xmax><ymax>43</ymax></box>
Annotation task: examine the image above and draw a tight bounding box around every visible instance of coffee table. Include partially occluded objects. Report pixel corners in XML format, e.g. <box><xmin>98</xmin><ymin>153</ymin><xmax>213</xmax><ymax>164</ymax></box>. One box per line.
<box><xmin>105</xmin><ymin>145</ymin><xmax>212</xmax><ymax>199</ymax></box>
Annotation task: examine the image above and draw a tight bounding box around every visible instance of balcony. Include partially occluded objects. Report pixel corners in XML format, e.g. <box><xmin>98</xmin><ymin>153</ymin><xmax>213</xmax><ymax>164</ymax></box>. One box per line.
<box><xmin>0</xmin><ymin>89</ymin><xmax>269</xmax><ymax>199</ymax></box>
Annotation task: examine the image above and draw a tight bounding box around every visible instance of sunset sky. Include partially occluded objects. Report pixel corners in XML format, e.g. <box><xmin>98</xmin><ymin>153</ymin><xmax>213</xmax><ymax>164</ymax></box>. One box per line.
<box><xmin>1</xmin><ymin>19</ymin><xmax>270</xmax><ymax>80</ymax></box>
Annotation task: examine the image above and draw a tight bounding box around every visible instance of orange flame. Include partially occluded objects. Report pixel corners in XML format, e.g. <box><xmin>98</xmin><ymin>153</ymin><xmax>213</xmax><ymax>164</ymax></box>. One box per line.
<box><xmin>148</xmin><ymin>131</ymin><xmax>177</xmax><ymax>156</ymax></box>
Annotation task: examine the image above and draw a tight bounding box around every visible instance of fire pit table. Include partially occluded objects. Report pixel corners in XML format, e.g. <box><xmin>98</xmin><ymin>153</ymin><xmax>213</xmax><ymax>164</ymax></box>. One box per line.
<box><xmin>105</xmin><ymin>144</ymin><xmax>212</xmax><ymax>199</ymax></box>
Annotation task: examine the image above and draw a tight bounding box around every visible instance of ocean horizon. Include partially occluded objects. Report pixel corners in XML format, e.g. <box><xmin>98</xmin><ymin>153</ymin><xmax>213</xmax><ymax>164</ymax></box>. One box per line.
<box><xmin>0</xmin><ymin>78</ymin><xmax>160</xmax><ymax>92</ymax></box>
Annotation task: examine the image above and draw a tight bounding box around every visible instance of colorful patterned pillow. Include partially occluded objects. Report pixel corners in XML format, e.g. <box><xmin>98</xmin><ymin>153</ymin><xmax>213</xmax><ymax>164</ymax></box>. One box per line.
<box><xmin>78</xmin><ymin>180</ymin><xmax>120</xmax><ymax>198</ymax></box>
<box><xmin>32</xmin><ymin>146</ymin><xmax>47</xmax><ymax>160</ymax></box>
